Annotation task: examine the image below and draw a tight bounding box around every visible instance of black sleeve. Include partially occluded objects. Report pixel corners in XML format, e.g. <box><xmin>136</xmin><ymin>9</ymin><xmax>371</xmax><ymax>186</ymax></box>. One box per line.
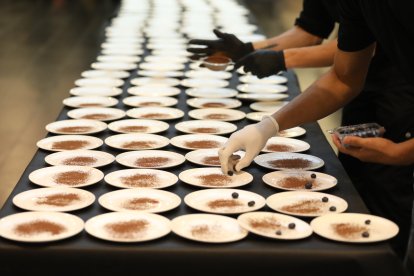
<box><xmin>294</xmin><ymin>0</ymin><xmax>336</xmax><ymax>39</ymax></box>
<box><xmin>337</xmin><ymin>0</ymin><xmax>375</xmax><ymax>51</ymax></box>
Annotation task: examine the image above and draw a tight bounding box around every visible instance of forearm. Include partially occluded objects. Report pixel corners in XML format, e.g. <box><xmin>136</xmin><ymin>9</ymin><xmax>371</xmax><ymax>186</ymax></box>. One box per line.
<box><xmin>395</xmin><ymin>139</ymin><xmax>414</xmax><ymax>165</ymax></box>
<box><xmin>284</xmin><ymin>39</ymin><xmax>337</xmax><ymax>68</ymax></box>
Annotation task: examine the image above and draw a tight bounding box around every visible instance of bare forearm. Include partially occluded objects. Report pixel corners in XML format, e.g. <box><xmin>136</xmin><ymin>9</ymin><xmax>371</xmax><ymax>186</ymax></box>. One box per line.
<box><xmin>396</xmin><ymin>139</ymin><xmax>414</xmax><ymax>165</ymax></box>
<box><xmin>284</xmin><ymin>40</ymin><xmax>337</xmax><ymax>68</ymax></box>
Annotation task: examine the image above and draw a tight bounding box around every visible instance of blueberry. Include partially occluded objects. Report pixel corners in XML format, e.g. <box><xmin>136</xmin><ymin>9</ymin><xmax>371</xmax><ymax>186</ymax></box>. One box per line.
<box><xmin>247</xmin><ymin>201</ymin><xmax>255</xmax><ymax>207</ymax></box>
<box><xmin>227</xmin><ymin>171</ymin><xmax>234</xmax><ymax>176</ymax></box>
<box><xmin>275</xmin><ymin>230</ymin><xmax>282</xmax><ymax>235</ymax></box>
<box><xmin>288</xmin><ymin>223</ymin><xmax>296</xmax><ymax>229</ymax></box>
<box><xmin>329</xmin><ymin>206</ymin><xmax>336</xmax><ymax>212</ymax></box>
<box><xmin>305</xmin><ymin>182</ymin><xmax>312</xmax><ymax>189</ymax></box>
<box><xmin>322</xmin><ymin>197</ymin><xmax>329</xmax><ymax>203</ymax></box>
<box><xmin>310</xmin><ymin>173</ymin><xmax>317</xmax><ymax>179</ymax></box>
<box><xmin>231</xmin><ymin>192</ymin><xmax>239</xmax><ymax>199</ymax></box>
<box><xmin>365</xmin><ymin>219</ymin><xmax>371</xmax><ymax>225</ymax></box>
<box><xmin>362</xmin><ymin>231</ymin><xmax>370</xmax><ymax>238</ymax></box>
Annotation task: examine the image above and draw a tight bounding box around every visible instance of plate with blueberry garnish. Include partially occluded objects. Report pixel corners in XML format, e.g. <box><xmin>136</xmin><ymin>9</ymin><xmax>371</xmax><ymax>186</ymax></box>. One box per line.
<box><xmin>310</xmin><ymin>213</ymin><xmax>399</xmax><ymax>243</ymax></box>
<box><xmin>262</xmin><ymin>171</ymin><xmax>337</xmax><ymax>192</ymax></box>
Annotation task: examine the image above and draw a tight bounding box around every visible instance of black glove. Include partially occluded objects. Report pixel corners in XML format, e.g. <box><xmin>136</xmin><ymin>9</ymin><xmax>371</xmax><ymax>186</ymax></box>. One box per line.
<box><xmin>187</xmin><ymin>29</ymin><xmax>254</xmax><ymax>61</ymax></box>
<box><xmin>234</xmin><ymin>50</ymin><xmax>286</xmax><ymax>79</ymax></box>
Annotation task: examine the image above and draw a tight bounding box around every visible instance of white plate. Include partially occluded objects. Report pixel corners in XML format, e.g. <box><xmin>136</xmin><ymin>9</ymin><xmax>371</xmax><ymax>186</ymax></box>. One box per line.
<box><xmin>81</xmin><ymin>70</ymin><xmax>130</xmax><ymax>79</ymax></box>
<box><xmin>130</xmin><ymin>77</ymin><xmax>180</xmax><ymax>87</ymax></box>
<box><xmin>63</xmin><ymin>96</ymin><xmax>118</xmax><ymax>108</ymax></box>
<box><xmin>170</xmin><ymin>134</ymin><xmax>227</xmax><ymax>150</ymax></box>
<box><xmin>237</xmin><ymin>84</ymin><xmax>288</xmax><ymax>94</ymax></box>
<box><xmin>91</xmin><ymin>62</ymin><xmax>138</xmax><ymax>71</ymax></box>
<box><xmin>99</xmin><ymin>188</ymin><xmax>181</xmax><ymax>213</ymax></box>
<box><xmin>185</xmin><ymin>149</ymin><xmax>245</xmax><ymax>167</ymax></box>
<box><xmin>67</xmin><ymin>107</ymin><xmax>126</xmax><ymax>121</ymax></box>
<box><xmin>186</xmin><ymin>87</ymin><xmax>238</xmax><ymax>98</ymax></box>
<box><xmin>246</xmin><ymin>111</ymin><xmax>272</xmax><ymax>122</ymax></box>
<box><xmin>139</xmin><ymin>62</ymin><xmax>184</xmax><ymax>71</ymax></box>
<box><xmin>127</xmin><ymin>107</ymin><xmax>184</xmax><ymax>121</ymax></box>
<box><xmin>171</xmin><ymin>214</ymin><xmax>248</xmax><ymax>243</ymax></box>
<box><xmin>237</xmin><ymin>93</ymin><xmax>289</xmax><ymax>102</ymax></box>
<box><xmin>175</xmin><ymin>120</ymin><xmax>237</xmax><ymax>135</ymax></box>
<box><xmin>262</xmin><ymin>137</ymin><xmax>311</xmax><ymax>153</ymax></box>
<box><xmin>108</xmin><ymin>119</ymin><xmax>169</xmax><ymax>134</ymax></box>
<box><xmin>123</xmin><ymin>96</ymin><xmax>177</xmax><ymax>107</ymax></box>
<box><xmin>152</xmin><ymin>49</ymin><xmax>191</xmax><ymax>57</ymax></box>
<box><xmin>263</xmin><ymin>171</ymin><xmax>338</xmax><ymax>192</ymax></box>
<box><xmin>250</xmin><ymin>101</ymin><xmax>289</xmax><ymax>112</ymax></box>
<box><xmin>13</xmin><ymin>187</ymin><xmax>95</xmax><ymax>212</ymax></box>
<box><xmin>101</xmin><ymin>43</ymin><xmax>142</xmax><ymax>51</ymax></box>
<box><xmin>45</xmin><ymin>150</ymin><xmax>114</xmax><ymax>167</ymax></box>
<box><xmin>74</xmin><ymin>78</ymin><xmax>124</xmax><ymax>87</ymax></box>
<box><xmin>28</xmin><ymin>165</ymin><xmax>104</xmax><ymax>188</ymax></box>
<box><xmin>184</xmin><ymin>70</ymin><xmax>232</xmax><ymax>80</ymax></box>
<box><xmin>146</xmin><ymin>43</ymin><xmax>185</xmax><ymax>50</ymax></box>
<box><xmin>310</xmin><ymin>213</ymin><xmax>399</xmax><ymax>243</ymax></box>
<box><xmin>127</xmin><ymin>85</ymin><xmax>180</xmax><ymax>97</ymax></box>
<box><xmin>278</xmin><ymin>127</ymin><xmax>307</xmax><ymax>138</ymax></box>
<box><xmin>237</xmin><ymin>211</ymin><xmax>312</xmax><ymax>240</ymax></box>
<box><xmin>97</xmin><ymin>55</ymin><xmax>141</xmax><ymax>63</ymax></box>
<box><xmin>137</xmin><ymin>70</ymin><xmax>184</xmax><ymax>78</ymax></box>
<box><xmin>188</xmin><ymin>108</ymin><xmax>246</xmax><ymax>121</ymax></box>
<box><xmin>104</xmin><ymin>169</ymin><xmax>178</xmax><ymax>189</ymax></box>
<box><xmin>181</xmin><ymin>78</ymin><xmax>229</xmax><ymax>88</ymax></box>
<box><xmin>184</xmin><ymin>188</ymin><xmax>265</xmax><ymax>214</ymax></box>
<box><xmin>189</xmin><ymin>62</ymin><xmax>233</xmax><ymax>72</ymax></box>
<box><xmin>0</xmin><ymin>211</ymin><xmax>84</xmax><ymax>243</ymax></box>
<box><xmin>105</xmin><ymin>133</ymin><xmax>169</xmax><ymax>150</ymax></box>
<box><xmin>45</xmin><ymin>119</ymin><xmax>107</xmax><ymax>135</ymax></box>
<box><xmin>186</xmin><ymin>98</ymin><xmax>241</xmax><ymax>109</ymax></box>
<box><xmin>70</xmin><ymin>87</ymin><xmax>122</xmax><ymax>97</ymax></box>
<box><xmin>116</xmin><ymin>150</ymin><xmax>185</xmax><ymax>169</ymax></box>
<box><xmin>85</xmin><ymin>212</ymin><xmax>170</xmax><ymax>243</ymax></box>
<box><xmin>37</xmin><ymin>135</ymin><xmax>103</xmax><ymax>151</ymax></box>
<box><xmin>101</xmin><ymin>48</ymin><xmax>143</xmax><ymax>56</ymax></box>
<box><xmin>144</xmin><ymin>55</ymin><xmax>188</xmax><ymax>64</ymax></box>
<box><xmin>239</xmin><ymin>75</ymin><xmax>287</xmax><ymax>84</ymax></box>
<box><xmin>179</xmin><ymin>167</ymin><xmax>252</xmax><ymax>188</ymax></box>
<box><xmin>254</xmin><ymin>152</ymin><xmax>324</xmax><ymax>170</ymax></box>
<box><xmin>267</xmin><ymin>191</ymin><xmax>348</xmax><ymax>217</ymax></box>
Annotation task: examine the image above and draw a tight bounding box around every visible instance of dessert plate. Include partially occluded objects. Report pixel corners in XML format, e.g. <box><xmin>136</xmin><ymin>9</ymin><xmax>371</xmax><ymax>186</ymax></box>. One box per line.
<box><xmin>126</xmin><ymin>107</ymin><xmax>184</xmax><ymax>121</ymax></box>
<box><xmin>74</xmin><ymin>77</ymin><xmax>124</xmax><ymax>87</ymax></box>
<box><xmin>139</xmin><ymin>62</ymin><xmax>184</xmax><ymax>71</ymax></box>
<box><xmin>181</xmin><ymin>78</ymin><xmax>229</xmax><ymax>88</ymax></box>
<box><xmin>178</xmin><ymin>167</ymin><xmax>252</xmax><ymax>188</ymax></box>
<box><xmin>127</xmin><ymin>85</ymin><xmax>180</xmax><ymax>97</ymax></box>
<box><xmin>185</xmin><ymin>149</ymin><xmax>245</xmax><ymax>167</ymax></box>
<box><xmin>175</xmin><ymin>120</ymin><xmax>237</xmax><ymax>135</ymax></box>
<box><xmin>137</xmin><ymin>70</ymin><xmax>184</xmax><ymax>78</ymax></box>
<box><xmin>237</xmin><ymin>84</ymin><xmax>287</xmax><ymax>94</ymax></box>
<box><xmin>185</xmin><ymin>70</ymin><xmax>232</xmax><ymax>79</ymax></box>
<box><xmin>278</xmin><ymin>127</ymin><xmax>307</xmax><ymax>138</ymax></box>
<box><xmin>97</xmin><ymin>55</ymin><xmax>141</xmax><ymax>63</ymax></box>
<box><xmin>236</xmin><ymin>93</ymin><xmax>289</xmax><ymax>102</ymax></box>
<box><xmin>130</xmin><ymin>77</ymin><xmax>180</xmax><ymax>87</ymax></box>
<box><xmin>63</xmin><ymin>96</ymin><xmax>118</xmax><ymax>108</ymax></box>
<box><xmin>262</xmin><ymin>137</ymin><xmax>310</xmax><ymax>153</ymax></box>
<box><xmin>254</xmin><ymin>152</ymin><xmax>324</xmax><ymax>171</ymax></box>
<box><xmin>116</xmin><ymin>150</ymin><xmax>185</xmax><ymax>169</ymax></box>
<box><xmin>67</xmin><ymin>107</ymin><xmax>126</xmax><ymax>121</ymax></box>
<box><xmin>81</xmin><ymin>70</ymin><xmax>130</xmax><ymax>79</ymax></box>
<box><xmin>170</xmin><ymin>134</ymin><xmax>227</xmax><ymax>150</ymax></box>
<box><xmin>45</xmin><ymin>150</ymin><xmax>114</xmax><ymax>168</ymax></box>
<box><xmin>108</xmin><ymin>119</ymin><xmax>169</xmax><ymax>134</ymax></box>
<box><xmin>37</xmin><ymin>135</ymin><xmax>103</xmax><ymax>152</ymax></box>
<box><xmin>91</xmin><ymin>61</ymin><xmax>138</xmax><ymax>71</ymax></box>
<box><xmin>262</xmin><ymin>171</ymin><xmax>337</xmax><ymax>192</ymax></box>
<box><xmin>105</xmin><ymin>133</ymin><xmax>169</xmax><ymax>150</ymax></box>
<box><xmin>70</xmin><ymin>87</ymin><xmax>122</xmax><ymax>97</ymax></box>
<box><xmin>104</xmin><ymin>169</ymin><xmax>178</xmax><ymax>189</ymax></box>
<box><xmin>45</xmin><ymin>119</ymin><xmax>107</xmax><ymax>135</ymax></box>
<box><xmin>188</xmin><ymin>108</ymin><xmax>245</xmax><ymax>121</ymax></box>
<box><xmin>186</xmin><ymin>98</ymin><xmax>241</xmax><ymax>109</ymax></box>
<box><xmin>249</xmin><ymin>101</ymin><xmax>289</xmax><ymax>112</ymax></box>
<box><xmin>123</xmin><ymin>96</ymin><xmax>178</xmax><ymax>107</ymax></box>
<box><xmin>239</xmin><ymin>75</ymin><xmax>287</xmax><ymax>84</ymax></box>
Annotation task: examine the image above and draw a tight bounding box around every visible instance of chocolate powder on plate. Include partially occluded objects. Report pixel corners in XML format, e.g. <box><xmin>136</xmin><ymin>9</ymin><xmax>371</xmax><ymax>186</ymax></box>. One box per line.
<box><xmin>197</xmin><ymin>174</ymin><xmax>231</xmax><ymax>186</ymax></box>
<box><xmin>189</xmin><ymin>127</ymin><xmax>219</xmax><ymax>134</ymax></box>
<box><xmin>278</xmin><ymin>176</ymin><xmax>318</xmax><ymax>189</ymax></box>
<box><xmin>191</xmin><ymin>224</ymin><xmax>213</xmax><ymax>238</ymax></box>
<box><xmin>56</xmin><ymin>126</ymin><xmax>93</xmax><ymax>133</ymax></box>
<box><xmin>105</xmin><ymin>219</ymin><xmax>149</xmax><ymax>239</ymax></box>
<box><xmin>14</xmin><ymin>220</ymin><xmax>66</xmax><ymax>236</ymax></box>
<box><xmin>265</xmin><ymin>144</ymin><xmax>294</xmax><ymax>152</ymax></box>
<box><xmin>122</xmin><ymin>197</ymin><xmax>159</xmax><ymax>210</ymax></box>
<box><xmin>140</xmin><ymin>113</ymin><xmax>170</xmax><ymax>119</ymax></box>
<box><xmin>134</xmin><ymin>157</ymin><xmax>170</xmax><ymax>167</ymax></box>
<box><xmin>63</xmin><ymin>156</ymin><xmax>97</xmax><ymax>166</ymax></box>
<box><xmin>281</xmin><ymin>199</ymin><xmax>323</xmax><ymax>214</ymax></box>
<box><xmin>332</xmin><ymin>223</ymin><xmax>368</xmax><ymax>239</ymax></box>
<box><xmin>204</xmin><ymin>114</ymin><xmax>229</xmax><ymax>120</ymax></box>
<box><xmin>201</xmin><ymin>102</ymin><xmax>226</xmax><ymax>108</ymax></box>
<box><xmin>207</xmin><ymin>199</ymin><xmax>243</xmax><ymax>209</ymax></box>
<box><xmin>78</xmin><ymin>103</ymin><xmax>104</xmax><ymax>107</ymax></box>
<box><xmin>36</xmin><ymin>193</ymin><xmax>80</xmax><ymax>207</ymax></box>
<box><xmin>184</xmin><ymin>140</ymin><xmax>220</xmax><ymax>149</ymax></box>
<box><xmin>139</xmin><ymin>101</ymin><xmax>162</xmax><ymax>106</ymax></box>
<box><xmin>51</xmin><ymin>140</ymin><xmax>90</xmax><ymax>150</ymax></box>
<box><xmin>81</xmin><ymin>113</ymin><xmax>112</xmax><ymax>120</ymax></box>
<box><xmin>118</xmin><ymin>126</ymin><xmax>149</xmax><ymax>133</ymax></box>
<box><xmin>268</xmin><ymin>158</ymin><xmax>313</xmax><ymax>169</ymax></box>
<box><xmin>122</xmin><ymin>141</ymin><xmax>156</xmax><ymax>149</ymax></box>
<box><xmin>121</xmin><ymin>173</ymin><xmax>159</xmax><ymax>187</ymax></box>
<box><xmin>249</xmin><ymin>217</ymin><xmax>282</xmax><ymax>230</ymax></box>
<box><xmin>202</xmin><ymin>156</ymin><xmax>220</xmax><ymax>166</ymax></box>
<box><xmin>53</xmin><ymin>171</ymin><xmax>90</xmax><ymax>186</ymax></box>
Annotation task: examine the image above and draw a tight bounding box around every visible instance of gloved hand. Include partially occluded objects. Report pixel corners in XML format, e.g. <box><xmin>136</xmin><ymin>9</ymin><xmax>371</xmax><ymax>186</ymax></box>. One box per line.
<box><xmin>234</xmin><ymin>50</ymin><xmax>286</xmax><ymax>78</ymax></box>
<box><xmin>218</xmin><ymin>116</ymin><xmax>279</xmax><ymax>174</ymax></box>
<box><xmin>187</xmin><ymin>29</ymin><xmax>254</xmax><ymax>62</ymax></box>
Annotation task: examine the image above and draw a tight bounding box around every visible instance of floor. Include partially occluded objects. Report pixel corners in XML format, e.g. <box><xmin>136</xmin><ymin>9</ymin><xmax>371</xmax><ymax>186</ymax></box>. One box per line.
<box><xmin>0</xmin><ymin>0</ymin><xmax>341</xmax><ymax>207</ymax></box>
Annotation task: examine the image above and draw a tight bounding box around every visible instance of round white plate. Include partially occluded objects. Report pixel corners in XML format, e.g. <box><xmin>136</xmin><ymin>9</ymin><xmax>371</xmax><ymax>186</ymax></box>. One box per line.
<box><xmin>91</xmin><ymin>61</ymin><xmax>138</xmax><ymax>71</ymax></box>
<box><xmin>239</xmin><ymin>75</ymin><xmax>287</xmax><ymax>84</ymax></box>
<box><xmin>250</xmin><ymin>101</ymin><xmax>289</xmax><ymax>112</ymax></box>
<box><xmin>63</xmin><ymin>96</ymin><xmax>118</xmax><ymax>108</ymax></box>
<box><xmin>184</xmin><ymin>70</ymin><xmax>232</xmax><ymax>80</ymax></box>
<box><xmin>130</xmin><ymin>77</ymin><xmax>180</xmax><ymax>87</ymax></box>
<box><xmin>263</xmin><ymin>171</ymin><xmax>338</xmax><ymax>192</ymax></box>
<box><xmin>13</xmin><ymin>187</ymin><xmax>95</xmax><ymax>212</ymax></box>
<box><xmin>237</xmin><ymin>93</ymin><xmax>289</xmax><ymax>102</ymax></box>
<box><xmin>144</xmin><ymin>55</ymin><xmax>188</xmax><ymax>64</ymax></box>
<box><xmin>186</xmin><ymin>98</ymin><xmax>241</xmax><ymax>109</ymax></box>
<box><xmin>175</xmin><ymin>120</ymin><xmax>237</xmax><ymax>135</ymax></box>
<box><xmin>171</xmin><ymin>214</ymin><xmax>248</xmax><ymax>243</ymax></box>
<box><xmin>45</xmin><ymin>150</ymin><xmax>114</xmax><ymax>167</ymax></box>
<box><xmin>310</xmin><ymin>213</ymin><xmax>399</xmax><ymax>243</ymax></box>
<box><xmin>267</xmin><ymin>191</ymin><xmax>348</xmax><ymax>217</ymax></box>
<box><xmin>101</xmin><ymin>48</ymin><xmax>143</xmax><ymax>56</ymax></box>
<box><xmin>188</xmin><ymin>108</ymin><xmax>246</xmax><ymax>121</ymax></box>
<box><xmin>237</xmin><ymin>84</ymin><xmax>288</xmax><ymax>94</ymax></box>
<box><xmin>238</xmin><ymin>211</ymin><xmax>312</xmax><ymax>240</ymax></box>
<box><xmin>0</xmin><ymin>211</ymin><xmax>84</xmax><ymax>243</ymax></box>
<box><xmin>37</xmin><ymin>135</ymin><xmax>103</xmax><ymax>151</ymax></box>
<box><xmin>186</xmin><ymin>87</ymin><xmax>238</xmax><ymax>98</ymax></box>
<box><xmin>189</xmin><ymin>62</ymin><xmax>233</xmax><ymax>72</ymax></box>
<box><xmin>45</xmin><ymin>119</ymin><xmax>107</xmax><ymax>135</ymax></box>
<box><xmin>29</xmin><ymin>165</ymin><xmax>104</xmax><ymax>188</ymax></box>
<box><xmin>108</xmin><ymin>119</ymin><xmax>169</xmax><ymax>134</ymax></box>
<box><xmin>70</xmin><ymin>87</ymin><xmax>122</xmax><ymax>97</ymax></box>
<box><xmin>181</xmin><ymin>78</ymin><xmax>229</xmax><ymax>88</ymax></box>
<box><xmin>99</xmin><ymin>188</ymin><xmax>181</xmax><ymax>213</ymax></box>
<box><xmin>97</xmin><ymin>55</ymin><xmax>141</xmax><ymax>63</ymax></box>
<box><xmin>74</xmin><ymin>78</ymin><xmax>124</xmax><ymax>88</ymax></box>
<box><xmin>146</xmin><ymin>43</ymin><xmax>185</xmax><ymax>50</ymax></box>
<box><xmin>246</xmin><ymin>111</ymin><xmax>272</xmax><ymax>122</ymax></box>
<box><xmin>104</xmin><ymin>169</ymin><xmax>178</xmax><ymax>189</ymax></box>
<box><xmin>127</xmin><ymin>107</ymin><xmax>184</xmax><ymax>121</ymax></box>
<box><xmin>123</xmin><ymin>96</ymin><xmax>177</xmax><ymax>108</ymax></box>
<box><xmin>116</xmin><ymin>150</ymin><xmax>185</xmax><ymax>169</ymax></box>
<box><xmin>170</xmin><ymin>134</ymin><xmax>227</xmax><ymax>150</ymax></box>
<box><xmin>152</xmin><ymin>49</ymin><xmax>191</xmax><ymax>57</ymax></box>
<box><xmin>184</xmin><ymin>188</ymin><xmax>265</xmax><ymax>215</ymax></box>
<box><xmin>67</xmin><ymin>107</ymin><xmax>126</xmax><ymax>121</ymax></box>
<box><xmin>85</xmin><ymin>212</ymin><xmax>170</xmax><ymax>243</ymax></box>
<box><xmin>278</xmin><ymin>127</ymin><xmax>307</xmax><ymax>138</ymax></box>
<box><xmin>254</xmin><ymin>152</ymin><xmax>324</xmax><ymax>170</ymax></box>
<box><xmin>137</xmin><ymin>70</ymin><xmax>184</xmax><ymax>78</ymax></box>
<box><xmin>179</xmin><ymin>167</ymin><xmax>252</xmax><ymax>188</ymax></box>
<box><xmin>81</xmin><ymin>70</ymin><xmax>130</xmax><ymax>79</ymax></box>
<box><xmin>185</xmin><ymin>149</ymin><xmax>245</xmax><ymax>167</ymax></box>
<box><xmin>262</xmin><ymin>137</ymin><xmax>311</xmax><ymax>153</ymax></box>
<box><xmin>139</xmin><ymin>62</ymin><xmax>184</xmax><ymax>71</ymax></box>
<box><xmin>105</xmin><ymin>133</ymin><xmax>169</xmax><ymax>150</ymax></box>
<box><xmin>127</xmin><ymin>85</ymin><xmax>180</xmax><ymax>97</ymax></box>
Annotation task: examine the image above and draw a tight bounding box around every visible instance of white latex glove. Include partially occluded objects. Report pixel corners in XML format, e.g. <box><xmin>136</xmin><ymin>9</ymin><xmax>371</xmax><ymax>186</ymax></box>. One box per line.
<box><xmin>218</xmin><ymin>116</ymin><xmax>279</xmax><ymax>174</ymax></box>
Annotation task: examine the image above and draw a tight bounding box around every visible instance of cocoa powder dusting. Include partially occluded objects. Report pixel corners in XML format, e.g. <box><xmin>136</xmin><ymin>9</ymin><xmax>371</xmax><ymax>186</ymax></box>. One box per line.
<box><xmin>332</xmin><ymin>223</ymin><xmax>368</xmax><ymax>239</ymax></box>
<box><xmin>191</xmin><ymin>224</ymin><xmax>214</xmax><ymax>238</ymax></box>
<box><xmin>121</xmin><ymin>173</ymin><xmax>159</xmax><ymax>187</ymax></box>
<box><xmin>197</xmin><ymin>174</ymin><xmax>231</xmax><ymax>186</ymax></box>
<box><xmin>201</xmin><ymin>102</ymin><xmax>226</xmax><ymax>108</ymax></box>
<box><xmin>122</xmin><ymin>197</ymin><xmax>159</xmax><ymax>210</ymax></box>
<box><xmin>265</xmin><ymin>144</ymin><xmax>294</xmax><ymax>152</ymax></box>
<box><xmin>121</xmin><ymin>141</ymin><xmax>156</xmax><ymax>149</ymax></box>
<box><xmin>134</xmin><ymin>157</ymin><xmax>170</xmax><ymax>167</ymax></box>
<box><xmin>63</xmin><ymin>156</ymin><xmax>97</xmax><ymax>166</ymax></box>
<box><xmin>268</xmin><ymin>158</ymin><xmax>312</xmax><ymax>169</ymax></box>
<box><xmin>139</xmin><ymin>101</ymin><xmax>162</xmax><ymax>107</ymax></box>
<box><xmin>51</xmin><ymin>140</ymin><xmax>90</xmax><ymax>150</ymax></box>
<box><xmin>81</xmin><ymin>113</ymin><xmax>112</xmax><ymax>120</ymax></box>
<box><xmin>105</xmin><ymin>219</ymin><xmax>149</xmax><ymax>239</ymax></box>
<box><xmin>204</xmin><ymin>114</ymin><xmax>229</xmax><ymax>120</ymax></box>
<box><xmin>184</xmin><ymin>140</ymin><xmax>220</xmax><ymax>149</ymax></box>
<box><xmin>207</xmin><ymin>199</ymin><xmax>243</xmax><ymax>209</ymax></box>
<box><xmin>14</xmin><ymin>220</ymin><xmax>66</xmax><ymax>236</ymax></box>
<box><xmin>78</xmin><ymin>103</ymin><xmax>104</xmax><ymax>107</ymax></box>
<box><xmin>36</xmin><ymin>193</ymin><xmax>80</xmax><ymax>207</ymax></box>
<box><xmin>53</xmin><ymin>171</ymin><xmax>90</xmax><ymax>186</ymax></box>
<box><xmin>278</xmin><ymin>176</ymin><xmax>317</xmax><ymax>189</ymax></box>
<box><xmin>202</xmin><ymin>156</ymin><xmax>220</xmax><ymax>166</ymax></box>
<box><xmin>56</xmin><ymin>126</ymin><xmax>93</xmax><ymax>133</ymax></box>
<box><xmin>189</xmin><ymin>127</ymin><xmax>219</xmax><ymax>134</ymax></box>
<box><xmin>118</xmin><ymin>126</ymin><xmax>149</xmax><ymax>133</ymax></box>
<box><xmin>281</xmin><ymin>199</ymin><xmax>323</xmax><ymax>214</ymax></box>
<box><xmin>249</xmin><ymin>217</ymin><xmax>282</xmax><ymax>230</ymax></box>
<box><xmin>140</xmin><ymin>113</ymin><xmax>170</xmax><ymax>119</ymax></box>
